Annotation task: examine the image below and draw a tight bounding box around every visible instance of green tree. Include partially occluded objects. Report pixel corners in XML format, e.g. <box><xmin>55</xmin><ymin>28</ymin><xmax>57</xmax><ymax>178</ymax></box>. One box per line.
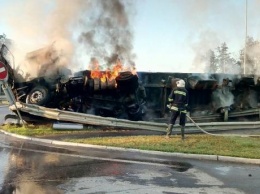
<box><xmin>208</xmin><ymin>49</ymin><xmax>217</xmax><ymax>73</ymax></box>
<box><xmin>216</xmin><ymin>42</ymin><xmax>237</xmax><ymax>74</ymax></box>
<box><xmin>240</xmin><ymin>36</ymin><xmax>260</xmax><ymax>75</ymax></box>
<box><xmin>199</xmin><ymin>49</ymin><xmax>218</xmax><ymax>73</ymax></box>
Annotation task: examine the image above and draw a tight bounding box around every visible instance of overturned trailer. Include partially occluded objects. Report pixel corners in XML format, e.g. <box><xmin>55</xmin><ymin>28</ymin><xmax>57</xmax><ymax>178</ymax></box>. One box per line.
<box><xmin>1</xmin><ymin>35</ymin><xmax>260</xmax><ymax>124</ymax></box>
<box><xmin>137</xmin><ymin>72</ymin><xmax>259</xmax><ymax>122</ymax></box>
<box><xmin>9</xmin><ymin>70</ymin><xmax>260</xmax><ymax>123</ymax></box>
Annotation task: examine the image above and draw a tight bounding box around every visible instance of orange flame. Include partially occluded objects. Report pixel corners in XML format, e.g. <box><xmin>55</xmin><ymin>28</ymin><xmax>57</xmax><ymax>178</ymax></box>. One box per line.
<box><xmin>90</xmin><ymin>59</ymin><xmax>123</xmax><ymax>82</ymax></box>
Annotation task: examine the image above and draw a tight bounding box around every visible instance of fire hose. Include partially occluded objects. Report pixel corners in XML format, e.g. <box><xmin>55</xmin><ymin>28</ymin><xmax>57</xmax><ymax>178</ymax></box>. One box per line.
<box><xmin>186</xmin><ymin>114</ymin><xmax>260</xmax><ymax>137</ymax></box>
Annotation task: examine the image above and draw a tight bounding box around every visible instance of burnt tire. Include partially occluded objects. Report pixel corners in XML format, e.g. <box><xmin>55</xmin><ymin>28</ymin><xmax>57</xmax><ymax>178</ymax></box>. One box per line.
<box><xmin>116</xmin><ymin>71</ymin><xmax>139</xmax><ymax>93</ymax></box>
<box><xmin>127</xmin><ymin>104</ymin><xmax>143</xmax><ymax>121</ymax></box>
<box><xmin>26</xmin><ymin>86</ymin><xmax>50</xmax><ymax>106</ymax></box>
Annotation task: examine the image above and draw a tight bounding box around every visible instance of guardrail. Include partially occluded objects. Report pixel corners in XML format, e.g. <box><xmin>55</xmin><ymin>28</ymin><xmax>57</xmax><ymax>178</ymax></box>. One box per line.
<box><xmin>10</xmin><ymin>102</ymin><xmax>168</xmax><ymax>131</ymax></box>
<box><xmin>9</xmin><ymin>102</ymin><xmax>260</xmax><ymax>133</ymax></box>
<box><xmin>187</xmin><ymin>108</ymin><xmax>260</xmax><ymax>121</ymax></box>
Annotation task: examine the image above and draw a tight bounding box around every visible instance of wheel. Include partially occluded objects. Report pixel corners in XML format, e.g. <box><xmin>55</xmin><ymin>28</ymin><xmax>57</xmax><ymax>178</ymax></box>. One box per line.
<box><xmin>26</xmin><ymin>86</ymin><xmax>50</xmax><ymax>106</ymax></box>
<box><xmin>127</xmin><ymin>103</ymin><xmax>143</xmax><ymax>121</ymax></box>
<box><xmin>116</xmin><ymin>71</ymin><xmax>139</xmax><ymax>93</ymax></box>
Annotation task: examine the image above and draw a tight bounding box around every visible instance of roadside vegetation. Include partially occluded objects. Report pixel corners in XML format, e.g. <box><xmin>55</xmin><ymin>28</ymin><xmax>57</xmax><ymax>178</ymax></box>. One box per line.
<box><xmin>1</xmin><ymin>124</ymin><xmax>260</xmax><ymax>159</ymax></box>
<box><xmin>1</xmin><ymin>124</ymin><xmax>95</xmax><ymax>136</ymax></box>
<box><xmin>64</xmin><ymin>135</ymin><xmax>260</xmax><ymax>159</ymax></box>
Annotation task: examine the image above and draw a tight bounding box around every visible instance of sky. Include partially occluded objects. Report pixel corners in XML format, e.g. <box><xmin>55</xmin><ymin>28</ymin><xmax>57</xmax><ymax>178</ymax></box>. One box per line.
<box><xmin>0</xmin><ymin>0</ymin><xmax>259</xmax><ymax>74</ymax></box>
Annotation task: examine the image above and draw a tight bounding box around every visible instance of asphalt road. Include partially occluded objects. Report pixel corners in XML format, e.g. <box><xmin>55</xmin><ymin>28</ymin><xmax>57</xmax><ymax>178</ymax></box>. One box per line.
<box><xmin>1</xmin><ymin>132</ymin><xmax>260</xmax><ymax>194</ymax></box>
<box><xmin>1</xmin><ymin>105</ymin><xmax>260</xmax><ymax>193</ymax></box>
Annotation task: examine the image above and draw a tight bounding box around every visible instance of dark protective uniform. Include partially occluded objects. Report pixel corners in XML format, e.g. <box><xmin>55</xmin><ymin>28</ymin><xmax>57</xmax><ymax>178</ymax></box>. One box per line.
<box><xmin>166</xmin><ymin>86</ymin><xmax>189</xmax><ymax>139</ymax></box>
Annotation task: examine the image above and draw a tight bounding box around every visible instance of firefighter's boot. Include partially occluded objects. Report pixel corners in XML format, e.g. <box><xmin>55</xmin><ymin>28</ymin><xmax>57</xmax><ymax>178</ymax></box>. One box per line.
<box><xmin>166</xmin><ymin>124</ymin><xmax>173</xmax><ymax>138</ymax></box>
<box><xmin>181</xmin><ymin>126</ymin><xmax>185</xmax><ymax>140</ymax></box>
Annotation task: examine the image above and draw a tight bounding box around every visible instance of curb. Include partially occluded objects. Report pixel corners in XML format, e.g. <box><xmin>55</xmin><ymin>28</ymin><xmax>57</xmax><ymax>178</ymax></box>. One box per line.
<box><xmin>1</xmin><ymin>130</ymin><xmax>260</xmax><ymax>165</ymax></box>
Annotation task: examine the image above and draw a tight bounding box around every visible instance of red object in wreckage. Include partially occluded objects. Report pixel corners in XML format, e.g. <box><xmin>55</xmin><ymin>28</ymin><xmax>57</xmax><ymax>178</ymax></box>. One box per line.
<box><xmin>0</xmin><ymin>61</ymin><xmax>8</xmax><ymax>81</ymax></box>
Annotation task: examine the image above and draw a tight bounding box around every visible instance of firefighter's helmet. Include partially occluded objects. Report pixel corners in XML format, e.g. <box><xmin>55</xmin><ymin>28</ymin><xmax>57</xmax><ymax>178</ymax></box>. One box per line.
<box><xmin>176</xmin><ymin>79</ymin><xmax>185</xmax><ymax>87</ymax></box>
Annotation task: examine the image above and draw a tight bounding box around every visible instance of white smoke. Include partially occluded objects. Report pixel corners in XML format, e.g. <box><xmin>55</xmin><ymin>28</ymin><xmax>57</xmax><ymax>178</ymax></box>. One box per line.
<box><xmin>2</xmin><ymin>0</ymin><xmax>260</xmax><ymax>74</ymax></box>
<box><xmin>1</xmin><ymin>0</ymin><xmax>136</xmax><ymax>77</ymax></box>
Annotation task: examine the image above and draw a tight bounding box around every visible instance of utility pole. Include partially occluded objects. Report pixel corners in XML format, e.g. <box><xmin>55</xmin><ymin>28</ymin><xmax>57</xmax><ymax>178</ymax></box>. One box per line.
<box><xmin>243</xmin><ymin>0</ymin><xmax>248</xmax><ymax>75</ymax></box>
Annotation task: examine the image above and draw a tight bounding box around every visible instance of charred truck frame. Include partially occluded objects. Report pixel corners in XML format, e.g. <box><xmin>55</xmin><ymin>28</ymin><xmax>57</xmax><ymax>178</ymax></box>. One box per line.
<box><xmin>1</xmin><ymin>34</ymin><xmax>260</xmax><ymax>123</ymax></box>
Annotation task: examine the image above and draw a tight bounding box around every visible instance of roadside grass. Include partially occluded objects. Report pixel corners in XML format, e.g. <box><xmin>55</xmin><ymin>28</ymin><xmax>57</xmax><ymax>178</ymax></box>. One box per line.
<box><xmin>1</xmin><ymin>124</ymin><xmax>260</xmax><ymax>159</ymax></box>
<box><xmin>64</xmin><ymin>135</ymin><xmax>260</xmax><ymax>159</ymax></box>
<box><xmin>1</xmin><ymin>123</ymin><xmax>93</xmax><ymax>136</ymax></box>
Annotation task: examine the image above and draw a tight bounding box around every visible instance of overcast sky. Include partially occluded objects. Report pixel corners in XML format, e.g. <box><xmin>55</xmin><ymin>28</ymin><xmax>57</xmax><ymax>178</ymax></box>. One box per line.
<box><xmin>0</xmin><ymin>0</ymin><xmax>259</xmax><ymax>73</ymax></box>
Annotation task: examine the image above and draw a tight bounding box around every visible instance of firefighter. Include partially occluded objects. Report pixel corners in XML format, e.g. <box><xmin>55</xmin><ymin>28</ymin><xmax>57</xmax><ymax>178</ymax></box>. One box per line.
<box><xmin>166</xmin><ymin>79</ymin><xmax>189</xmax><ymax>140</ymax></box>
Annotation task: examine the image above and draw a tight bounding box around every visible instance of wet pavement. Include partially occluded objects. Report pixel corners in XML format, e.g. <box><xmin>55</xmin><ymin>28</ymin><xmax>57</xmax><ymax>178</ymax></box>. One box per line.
<box><xmin>1</xmin><ymin>105</ymin><xmax>260</xmax><ymax>193</ymax></box>
<box><xmin>1</xmin><ymin>133</ymin><xmax>260</xmax><ymax>194</ymax></box>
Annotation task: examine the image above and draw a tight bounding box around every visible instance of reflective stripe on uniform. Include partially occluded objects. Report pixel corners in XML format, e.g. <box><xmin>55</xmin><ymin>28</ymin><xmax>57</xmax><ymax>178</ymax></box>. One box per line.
<box><xmin>168</xmin><ymin>98</ymin><xmax>173</xmax><ymax>102</ymax></box>
<box><xmin>170</xmin><ymin>106</ymin><xmax>178</xmax><ymax>111</ymax></box>
<box><xmin>174</xmin><ymin>90</ymin><xmax>186</xmax><ymax>96</ymax></box>
<box><xmin>170</xmin><ymin>106</ymin><xmax>187</xmax><ymax>113</ymax></box>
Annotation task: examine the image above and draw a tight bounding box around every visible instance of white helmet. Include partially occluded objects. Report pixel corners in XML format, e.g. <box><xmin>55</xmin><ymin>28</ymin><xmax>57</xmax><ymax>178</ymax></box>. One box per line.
<box><xmin>176</xmin><ymin>79</ymin><xmax>185</xmax><ymax>87</ymax></box>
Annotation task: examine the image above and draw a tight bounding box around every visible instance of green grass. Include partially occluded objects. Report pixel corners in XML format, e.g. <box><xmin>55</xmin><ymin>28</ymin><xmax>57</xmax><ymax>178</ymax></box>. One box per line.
<box><xmin>64</xmin><ymin>135</ymin><xmax>260</xmax><ymax>159</ymax></box>
<box><xmin>1</xmin><ymin>124</ymin><xmax>260</xmax><ymax>159</ymax></box>
<box><xmin>1</xmin><ymin>123</ymin><xmax>93</xmax><ymax>136</ymax></box>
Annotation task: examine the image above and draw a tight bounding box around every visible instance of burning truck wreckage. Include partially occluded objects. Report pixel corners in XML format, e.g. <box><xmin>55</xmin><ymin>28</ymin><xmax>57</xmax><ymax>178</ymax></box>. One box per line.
<box><xmin>1</xmin><ymin>35</ymin><xmax>260</xmax><ymax>128</ymax></box>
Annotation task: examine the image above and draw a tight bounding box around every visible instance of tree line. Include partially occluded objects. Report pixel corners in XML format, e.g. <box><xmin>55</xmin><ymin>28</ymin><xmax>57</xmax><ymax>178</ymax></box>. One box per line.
<box><xmin>202</xmin><ymin>36</ymin><xmax>260</xmax><ymax>75</ymax></box>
